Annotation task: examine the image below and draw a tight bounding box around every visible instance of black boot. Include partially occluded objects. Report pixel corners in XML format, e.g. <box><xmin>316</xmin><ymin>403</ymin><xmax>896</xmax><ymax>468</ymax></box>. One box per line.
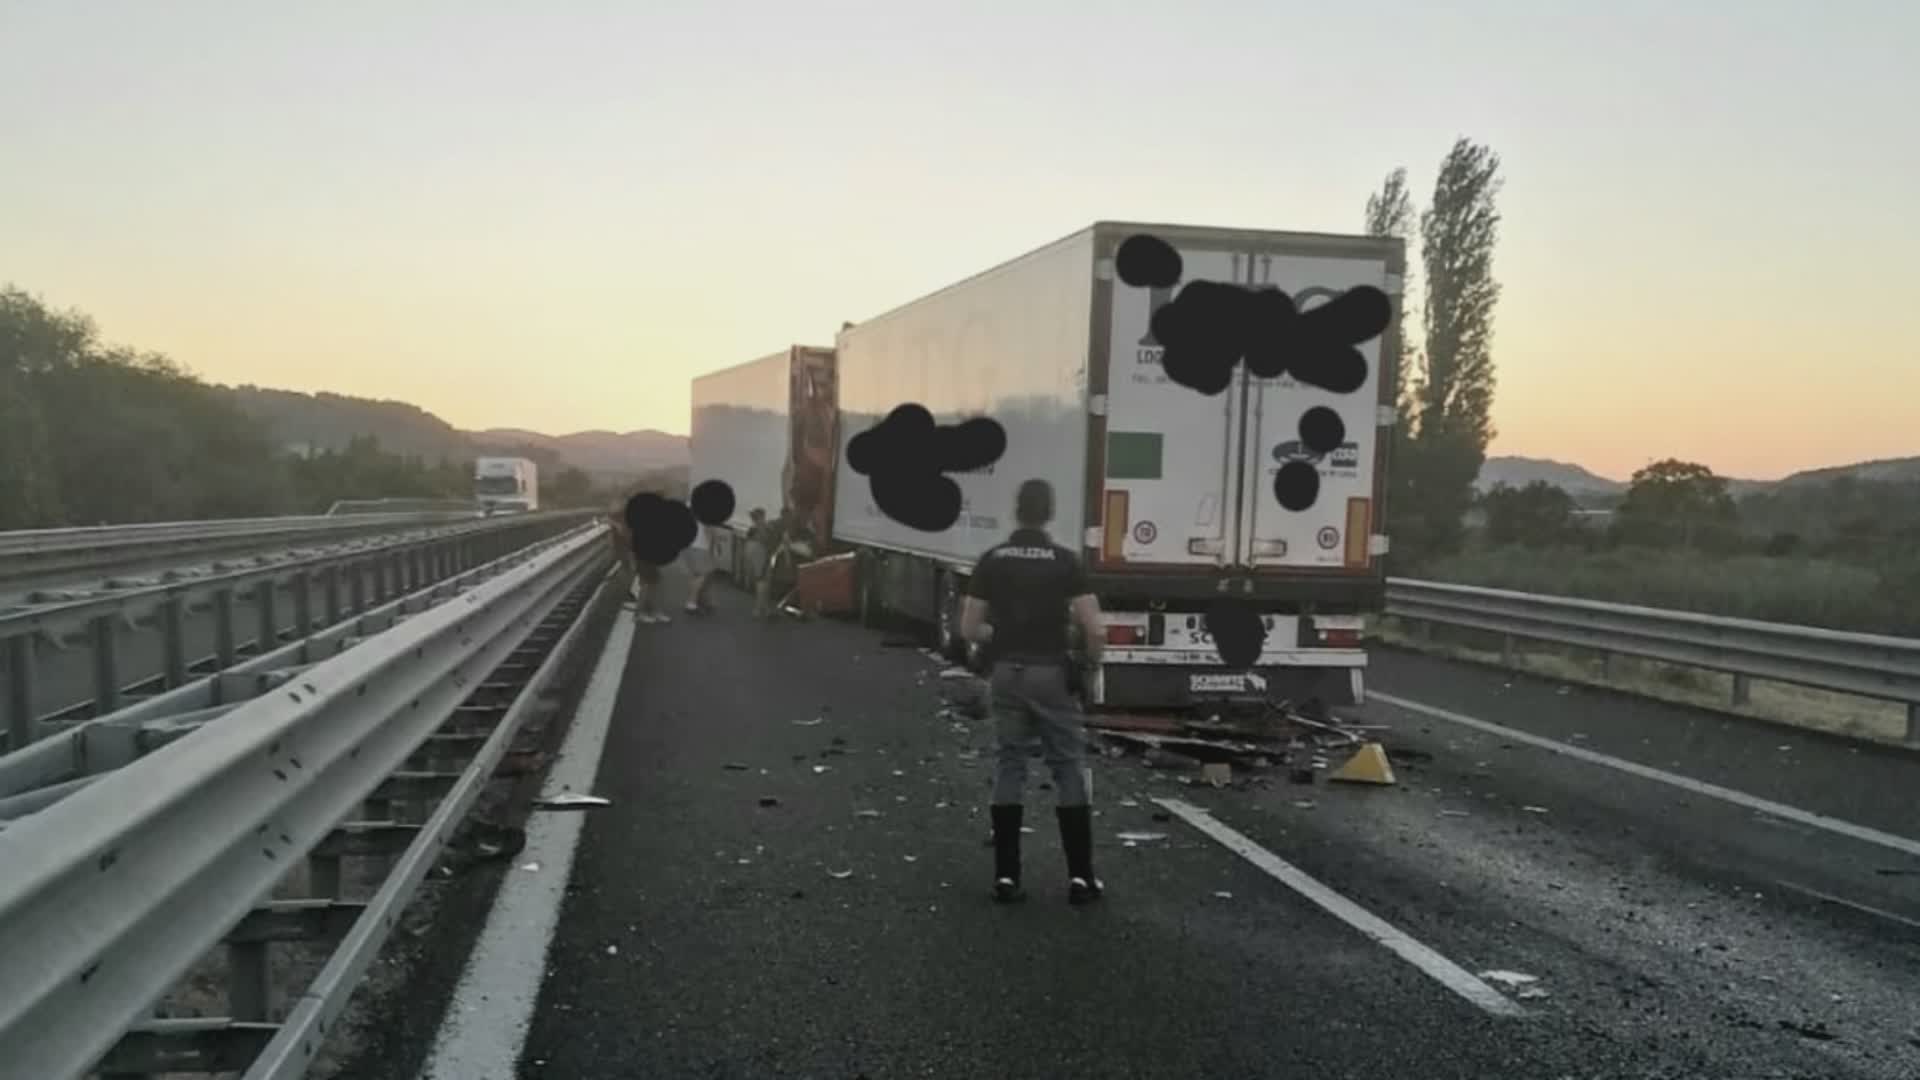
<box><xmin>990</xmin><ymin>804</ymin><xmax>1026</xmax><ymax>903</ymax></box>
<box><xmin>1057</xmin><ymin>805</ymin><xmax>1103</xmax><ymax>905</ymax></box>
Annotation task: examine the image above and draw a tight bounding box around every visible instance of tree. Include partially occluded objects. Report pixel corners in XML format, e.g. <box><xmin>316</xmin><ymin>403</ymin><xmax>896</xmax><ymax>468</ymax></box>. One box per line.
<box><xmin>1365</xmin><ymin>139</ymin><xmax>1504</xmax><ymax>566</ymax></box>
<box><xmin>544</xmin><ymin>466</ymin><xmax>594</xmax><ymax>507</ymax></box>
<box><xmin>1614</xmin><ymin>459</ymin><xmax>1736</xmax><ymax>549</ymax></box>
<box><xmin>1481</xmin><ymin>481</ymin><xmax>1576</xmax><ymax>548</ymax></box>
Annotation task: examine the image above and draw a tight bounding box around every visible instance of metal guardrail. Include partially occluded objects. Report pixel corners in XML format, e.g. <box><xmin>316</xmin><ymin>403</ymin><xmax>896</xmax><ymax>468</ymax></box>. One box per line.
<box><xmin>324</xmin><ymin>498</ymin><xmax>480</xmax><ymax>517</ymax></box>
<box><xmin>1</xmin><ymin>511</ymin><xmax>597</xmax><ymax>752</ymax></box>
<box><xmin>0</xmin><ymin>522</ymin><xmax>597</xmax><ymax>820</ymax></box>
<box><xmin>0</xmin><ymin>523</ymin><xmax>613</xmax><ymax>1079</ymax></box>
<box><xmin>1384</xmin><ymin>577</ymin><xmax>1920</xmax><ymax>745</ymax></box>
<box><xmin>0</xmin><ymin>510</ymin><xmax>481</xmax><ymax>588</ymax></box>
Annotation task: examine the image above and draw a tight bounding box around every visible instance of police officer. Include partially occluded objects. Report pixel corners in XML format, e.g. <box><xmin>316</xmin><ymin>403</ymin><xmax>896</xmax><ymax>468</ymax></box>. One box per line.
<box><xmin>959</xmin><ymin>478</ymin><xmax>1107</xmax><ymax>905</ymax></box>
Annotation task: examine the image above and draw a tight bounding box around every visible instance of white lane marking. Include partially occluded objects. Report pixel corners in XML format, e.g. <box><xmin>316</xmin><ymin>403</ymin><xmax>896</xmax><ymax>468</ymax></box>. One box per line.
<box><xmin>1369</xmin><ymin>691</ymin><xmax>1920</xmax><ymax>861</ymax></box>
<box><xmin>1154</xmin><ymin>797</ymin><xmax>1528</xmax><ymax>1018</ymax></box>
<box><xmin>1771</xmin><ymin>879</ymin><xmax>1920</xmax><ymax>931</ymax></box>
<box><xmin>416</xmin><ymin>616</ymin><xmax>634</xmax><ymax>1080</ymax></box>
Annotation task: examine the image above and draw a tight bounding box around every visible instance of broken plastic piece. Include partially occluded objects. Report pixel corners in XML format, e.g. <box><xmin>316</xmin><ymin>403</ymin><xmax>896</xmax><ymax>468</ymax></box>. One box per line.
<box><xmin>812</xmin><ymin>765</ymin><xmax>831</xmax><ymax>775</ymax></box>
<box><xmin>1116</xmin><ymin>831</ymin><xmax>1168</xmax><ymax>843</ymax></box>
<box><xmin>1522</xmin><ymin>805</ymin><xmax>1549</xmax><ymax>814</ymax></box>
<box><xmin>1119</xmin><ymin>798</ymin><xmax>1140</xmax><ymax>808</ymax></box>
<box><xmin>519</xmin><ymin>861</ymin><xmax>541</xmax><ymax>873</ymax></box>
<box><xmin>1479</xmin><ymin>970</ymin><xmax>1539</xmax><ymax>987</ymax></box>
<box><xmin>1214</xmin><ymin>891</ymin><xmax>1233</xmax><ymax>900</ymax></box>
<box><xmin>854</xmin><ymin>809</ymin><xmax>882</xmax><ymax>818</ymax></box>
<box><xmin>723</xmin><ymin>762</ymin><xmax>750</xmax><ymax>771</ymax></box>
<box><xmin>533</xmin><ymin>793</ymin><xmax>611</xmax><ymax>810</ymax></box>
<box><xmin>828</xmin><ymin>869</ymin><xmax>854</xmax><ymax>880</ymax></box>
<box><xmin>793</xmin><ymin>716</ymin><xmax>826</xmax><ymax>727</ymax></box>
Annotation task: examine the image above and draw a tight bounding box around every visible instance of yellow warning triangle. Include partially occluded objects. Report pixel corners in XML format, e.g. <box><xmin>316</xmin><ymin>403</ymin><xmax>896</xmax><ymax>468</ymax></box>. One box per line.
<box><xmin>1328</xmin><ymin>742</ymin><xmax>1397</xmax><ymax>786</ymax></box>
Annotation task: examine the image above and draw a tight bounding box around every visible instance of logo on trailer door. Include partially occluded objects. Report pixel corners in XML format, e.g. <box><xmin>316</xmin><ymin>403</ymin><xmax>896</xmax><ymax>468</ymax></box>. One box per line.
<box><xmin>1317</xmin><ymin>526</ymin><xmax>1340</xmax><ymax>550</ymax></box>
<box><xmin>1133</xmin><ymin>520</ymin><xmax>1158</xmax><ymax>544</ymax></box>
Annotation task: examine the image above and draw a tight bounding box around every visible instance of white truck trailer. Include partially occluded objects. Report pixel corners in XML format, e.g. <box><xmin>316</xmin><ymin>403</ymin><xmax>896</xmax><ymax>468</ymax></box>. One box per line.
<box><xmin>829</xmin><ymin>221</ymin><xmax>1404</xmax><ymax>710</ymax></box>
<box><xmin>473</xmin><ymin>456</ymin><xmax>539</xmax><ymax>513</ymax></box>
<box><xmin>688</xmin><ymin>346</ymin><xmax>838</xmax><ymax>579</ymax></box>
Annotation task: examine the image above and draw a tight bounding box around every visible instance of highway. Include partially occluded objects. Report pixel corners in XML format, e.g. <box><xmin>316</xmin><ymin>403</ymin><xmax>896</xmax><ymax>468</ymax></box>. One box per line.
<box><xmin>301</xmin><ymin>567</ymin><xmax>1920</xmax><ymax>1080</ymax></box>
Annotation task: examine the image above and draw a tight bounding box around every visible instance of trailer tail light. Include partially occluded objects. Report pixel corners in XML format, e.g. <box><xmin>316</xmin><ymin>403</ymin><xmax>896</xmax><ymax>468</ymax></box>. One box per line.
<box><xmin>1102</xmin><ymin>490</ymin><xmax>1129</xmax><ymax>562</ymax></box>
<box><xmin>1323</xmin><ymin>628</ymin><xmax>1361</xmax><ymax>648</ymax></box>
<box><xmin>1345</xmin><ymin>499</ymin><xmax>1371</xmax><ymax>568</ymax></box>
<box><xmin>1105</xmin><ymin>625</ymin><xmax>1142</xmax><ymax>646</ymax></box>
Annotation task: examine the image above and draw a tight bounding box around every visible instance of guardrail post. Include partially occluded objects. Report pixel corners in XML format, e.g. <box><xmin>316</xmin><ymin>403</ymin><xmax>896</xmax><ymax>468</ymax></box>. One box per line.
<box><xmin>228</xmin><ymin>940</ymin><xmax>271</xmax><ymax>1022</ymax></box>
<box><xmin>309</xmin><ymin>852</ymin><xmax>342</xmax><ymax>899</ymax></box>
<box><xmin>256</xmin><ymin>580</ymin><xmax>279</xmax><ymax>655</ymax></box>
<box><xmin>91</xmin><ymin>614</ymin><xmax>122</xmax><ymax>717</ymax></box>
<box><xmin>161</xmin><ymin>596</ymin><xmax>187</xmax><ymax>689</ymax></box>
<box><xmin>292</xmin><ymin>570</ymin><xmax>314</xmax><ymax>638</ymax></box>
<box><xmin>1731</xmin><ymin>673</ymin><xmax>1752</xmax><ymax>707</ymax></box>
<box><xmin>1500</xmin><ymin>634</ymin><xmax>1515</xmax><ymax>666</ymax></box>
<box><xmin>213</xmin><ymin>588</ymin><xmax>237</xmax><ymax>670</ymax></box>
<box><xmin>1906</xmin><ymin>704</ymin><xmax>1919</xmax><ymax>747</ymax></box>
<box><xmin>350</xmin><ymin>561</ymin><xmax>368</xmax><ymax>615</ymax></box>
<box><xmin>324</xmin><ymin>565</ymin><xmax>343</xmax><ymax>626</ymax></box>
<box><xmin>6</xmin><ymin>635</ymin><xmax>35</xmax><ymax>751</ymax></box>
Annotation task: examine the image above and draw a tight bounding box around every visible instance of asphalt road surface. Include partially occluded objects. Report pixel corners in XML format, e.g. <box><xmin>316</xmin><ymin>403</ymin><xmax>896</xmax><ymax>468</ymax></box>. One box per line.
<box><xmin>408</xmin><ymin>572</ymin><xmax>1920</xmax><ymax>1080</ymax></box>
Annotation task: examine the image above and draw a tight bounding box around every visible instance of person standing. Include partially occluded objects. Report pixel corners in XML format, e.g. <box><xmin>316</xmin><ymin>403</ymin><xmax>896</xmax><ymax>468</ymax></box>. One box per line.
<box><xmin>682</xmin><ymin>521</ymin><xmax>719</xmax><ymax>615</ymax></box>
<box><xmin>744</xmin><ymin>508</ymin><xmax>776</xmax><ymax>619</ymax></box>
<box><xmin>614</xmin><ymin>491</ymin><xmax>669</xmax><ymax>625</ymax></box>
<box><xmin>959</xmin><ymin>478</ymin><xmax>1107</xmax><ymax>905</ymax></box>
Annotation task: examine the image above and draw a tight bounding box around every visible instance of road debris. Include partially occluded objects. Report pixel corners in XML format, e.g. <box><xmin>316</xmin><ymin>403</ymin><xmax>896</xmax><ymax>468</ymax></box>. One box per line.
<box><xmin>1119</xmin><ymin>798</ymin><xmax>1140</xmax><ymax>808</ymax></box>
<box><xmin>1777</xmin><ymin>1019</ymin><xmax>1837</xmax><ymax>1042</ymax></box>
<box><xmin>1202</xmin><ymin>763</ymin><xmax>1232</xmax><ymax>787</ymax></box>
<box><xmin>723</xmin><ymin>762</ymin><xmax>751</xmax><ymax>771</ymax></box>
<box><xmin>1292</xmin><ymin>800</ymin><xmax>1316</xmax><ymax>810</ymax></box>
<box><xmin>828</xmin><ymin>869</ymin><xmax>854</xmax><ymax>880</ymax></box>
<box><xmin>1213</xmin><ymin>891</ymin><xmax>1233</xmax><ymax>900</ymax></box>
<box><xmin>1116</xmin><ymin>832</ymin><xmax>1169</xmax><ymax>843</ymax></box>
<box><xmin>1522</xmin><ymin>805</ymin><xmax>1550</xmax><ymax>814</ymax></box>
<box><xmin>855</xmin><ymin>809</ymin><xmax>882</xmax><ymax>819</ymax></box>
<box><xmin>812</xmin><ymin>765</ymin><xmax>831</xmax><ymax>775</ymax></box>
<box><xmin>606</xmin><ymin>945</ymin><xmax>619</xmax><ymax>956</ymax></box>
<box><xmin>1479</xmin><ymin>970</ymin><xmax>1539</xmax><ymax>988</ymax></box>
<box><xmin>519</xmin><ymin>861</ymin><xmax>541</xmax><ymax>873</ymax></box>
<box><xmin>533</xmin><ymin>793</ymin><xmax>612</xmax><ymax>811</ymax></box>
<box><xmin>1440</xmin><ymin>809</ymin><xmax>1470</xmax><ymax>818</ymax></box>
<box><xmin>758</xmin><ymin>796</ymin><xmax>781</xmax><ymax>808</ymax></box>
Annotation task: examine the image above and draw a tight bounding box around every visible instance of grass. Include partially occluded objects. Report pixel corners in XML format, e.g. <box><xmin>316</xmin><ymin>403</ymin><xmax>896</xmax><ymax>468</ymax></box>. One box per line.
<box><xmin>1370</xmin><ymin>616</ymin><xmax>1915</xmax><ymax>748</ymax></box>
<box><xmin>1417</xmin><ymin>544</ymin><xmax>1913</xmax><ymax>636</ymax></box>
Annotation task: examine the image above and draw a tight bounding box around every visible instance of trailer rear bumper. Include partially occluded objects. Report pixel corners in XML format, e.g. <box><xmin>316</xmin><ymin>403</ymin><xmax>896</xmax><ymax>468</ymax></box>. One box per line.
<box><xmin>1090</xmin><ymin>650</ymin><xmax>1366</xmax><ymax>710</ymax></box>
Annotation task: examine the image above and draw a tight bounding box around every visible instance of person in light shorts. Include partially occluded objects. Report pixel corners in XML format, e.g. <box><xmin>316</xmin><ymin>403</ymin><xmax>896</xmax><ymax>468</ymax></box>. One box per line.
<box><xmin>682</xmin><ymin>523</ymin><xmax>718</xmax><ymax>615</ymax></box>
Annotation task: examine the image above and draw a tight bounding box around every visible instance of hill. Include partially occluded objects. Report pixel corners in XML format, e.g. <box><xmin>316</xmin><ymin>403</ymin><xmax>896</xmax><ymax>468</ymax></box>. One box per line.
<box><xmin>1475</xmin><ymin>456</ymin><xmax>1624</xmax><ymax>495</ymax></box>
<box><xmin>220</xmin><ymin>385</ymin><xmax>689</xmax><ymax>486</ymax></box>
<box><xmin>1776</xmin><ymin>455</ymin><xmax>1920</xmax><ymax>488</ymax></box>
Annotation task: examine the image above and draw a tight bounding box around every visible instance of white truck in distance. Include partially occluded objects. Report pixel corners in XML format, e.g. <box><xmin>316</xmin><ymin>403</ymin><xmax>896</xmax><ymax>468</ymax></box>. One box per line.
<box><xmin>473</xmin><ymin>457</ymin><xmax>539</xmax><ymax>514</ymax></box>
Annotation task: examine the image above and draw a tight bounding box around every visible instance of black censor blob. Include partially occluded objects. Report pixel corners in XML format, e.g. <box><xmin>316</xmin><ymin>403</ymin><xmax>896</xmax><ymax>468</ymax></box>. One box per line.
<box><xmin>846</xmin><ymin>403</ymin><xmax>1007</xmax><ymax>532</ymax></box>
<box><xmin>1203</xmin><ymin>597</ymin><xmax>1266</xmax><ymax>670</ymax></box>
<box><xmin>688</xmin><ymin>479</ymin><xmax>735</xmax><ymax>526</ymax></box>
<box><xmin>1115</xmin><ymin>234</ymin><xmax>1183</xmax><ymax>289</ymax></box>
<box><xmin>624</xmin><ymin>491</ymin><xmax>697</xmax><ymax>565</ymax></box>
<box><xmin>1121</xmin><ymin>231</ymin><xmax>1391</xmax><ymax>514</ymax></box>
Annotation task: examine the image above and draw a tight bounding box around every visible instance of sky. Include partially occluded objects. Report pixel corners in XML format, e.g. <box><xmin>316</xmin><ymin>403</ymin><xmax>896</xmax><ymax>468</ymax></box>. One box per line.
<box><xmin>3</xmin><ymin>0</ymin><xmax>1916</xmax><ymax>481</ymax></box>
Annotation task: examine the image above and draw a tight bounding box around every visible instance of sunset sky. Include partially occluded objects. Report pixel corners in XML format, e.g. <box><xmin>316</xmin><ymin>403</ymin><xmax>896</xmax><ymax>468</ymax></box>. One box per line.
<box><xmin>4</xmin><ymin>1</ymin><xmax>1915</xmax><ymax>481</ymax></box>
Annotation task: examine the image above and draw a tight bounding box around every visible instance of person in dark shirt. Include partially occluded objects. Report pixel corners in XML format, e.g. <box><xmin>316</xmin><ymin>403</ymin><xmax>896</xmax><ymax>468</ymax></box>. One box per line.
<box><xmin>960</xmin><ymin>478</ymin><xmax>1108</xmax><ymax>905</ymax></box>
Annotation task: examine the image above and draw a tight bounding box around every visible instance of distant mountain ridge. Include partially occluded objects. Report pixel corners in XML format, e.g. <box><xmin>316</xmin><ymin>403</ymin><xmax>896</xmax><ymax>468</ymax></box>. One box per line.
<box><xmin>221</xmin><ymin>385</ymin><xmax>688</xmax><ymax>486</ymax></box>
<box><xmin>221</xmin><ymin>383</ymin><xmax>1912</xmax><ymax>498</ymax></box>
<box><xmin>1477</xmin><ymin>454</ymin><xmax>1920</xmax><ymax>498</ymax></box>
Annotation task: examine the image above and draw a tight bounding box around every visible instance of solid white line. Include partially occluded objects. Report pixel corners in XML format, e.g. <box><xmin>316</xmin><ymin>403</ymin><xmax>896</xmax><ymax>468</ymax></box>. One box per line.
<box><xmin>1368</xmin><ymin>691</ymin><xmax>1920</xmax><ymax>861</ymax></box>
<box><xmin>1153</xmin><ymin>797</ymin><xmax>1528</xmax><ymax>1018</ymax></box>
<box><xmin>1770</xmin><ymin>879</ymin><xmax>1920</xmax><ymax>931</ymax></box>
<box><xmin>415</xmin><ymin>616</ymin><xmax>635</xmax><ymax>1080</ymax></box>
